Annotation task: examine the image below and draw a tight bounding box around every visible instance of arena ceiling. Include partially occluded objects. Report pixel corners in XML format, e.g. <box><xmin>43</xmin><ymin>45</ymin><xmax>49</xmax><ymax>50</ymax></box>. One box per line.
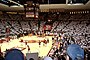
<box><xmin>0</xmin><ymin>0</ymin><xmax>90</xmax><ymax>11</ymax></box>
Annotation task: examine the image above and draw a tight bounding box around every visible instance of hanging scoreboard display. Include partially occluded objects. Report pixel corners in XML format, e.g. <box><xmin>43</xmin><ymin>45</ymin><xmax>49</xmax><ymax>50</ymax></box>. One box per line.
<box><xmin>24</xmin><ymin>1</ymin><xmax>39</xmax><ymax>19</ymax></box>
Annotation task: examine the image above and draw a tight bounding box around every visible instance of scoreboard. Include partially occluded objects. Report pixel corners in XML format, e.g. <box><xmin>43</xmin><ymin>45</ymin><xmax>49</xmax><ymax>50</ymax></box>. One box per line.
<box><xmin>24</xmin><ymin>1</ymin><xmax>39</xmax><ymax>19</ymax></box>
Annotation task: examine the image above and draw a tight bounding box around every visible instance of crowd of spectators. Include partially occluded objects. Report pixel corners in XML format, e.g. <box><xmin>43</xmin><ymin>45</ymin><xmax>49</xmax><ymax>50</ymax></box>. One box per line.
<box><xmin>52</xmin><ymin>20</ymin><xmax>90</xmax><ymax>48</ymax></box>
<box><xmin>48</xmin><ymin>20</ymin><xmax>90</xmax><ymax>60</ymax></box>
<box><xmin>0</xmin><ymin>13</ymin><xmax>90</xmax><ymax>60</ymax></box>
<box><xmin>58</xmin><ymin>14</ymin><xmax>90</xmax><ymax>20</ymax></box>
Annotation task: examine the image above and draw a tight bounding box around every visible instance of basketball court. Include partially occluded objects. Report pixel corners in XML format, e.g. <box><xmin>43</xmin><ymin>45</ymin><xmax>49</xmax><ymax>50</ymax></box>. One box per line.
<box><xmin>0</xmin><ymin>35</ymin><xmax>53</xmax><ymax>57</ymax></box>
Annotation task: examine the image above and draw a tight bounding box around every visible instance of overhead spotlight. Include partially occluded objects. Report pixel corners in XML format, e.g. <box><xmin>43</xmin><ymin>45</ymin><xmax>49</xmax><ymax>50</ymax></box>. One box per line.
<box><xmin>70</xmin><ymin>0</ymin><xmax>72</xmax><ymax>4</ymax></box>
<box><xmin>68</xmin><ymin>0</ymin><xmax>72</xmax><ymax>4</ymax></box>
<box><xmin>68</xmin><ymin>0</ymin><xmax>84</xmax><ymax>5</ymax></box>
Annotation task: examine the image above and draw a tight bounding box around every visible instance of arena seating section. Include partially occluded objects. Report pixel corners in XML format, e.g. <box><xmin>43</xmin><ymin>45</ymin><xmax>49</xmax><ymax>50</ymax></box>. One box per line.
<box><xmin>0</xmin><ymin>13</ymin><xmax>90</xmax><ymax>60</ymax></box>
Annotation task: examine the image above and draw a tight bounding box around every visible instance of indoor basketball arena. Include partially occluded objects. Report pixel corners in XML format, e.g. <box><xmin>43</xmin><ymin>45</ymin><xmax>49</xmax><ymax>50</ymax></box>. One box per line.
<box><xmin>0</xmin><ymin>0</ymin><xmax>90</xmax><ymax>60</ymax></box>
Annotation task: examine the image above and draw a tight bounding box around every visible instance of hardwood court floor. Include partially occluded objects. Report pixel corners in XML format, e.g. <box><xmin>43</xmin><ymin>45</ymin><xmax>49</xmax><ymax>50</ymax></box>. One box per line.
<box><xmin>0</xmin><ymin>36</ymin><xmax>53</xmax><ymax>57</ymax></box>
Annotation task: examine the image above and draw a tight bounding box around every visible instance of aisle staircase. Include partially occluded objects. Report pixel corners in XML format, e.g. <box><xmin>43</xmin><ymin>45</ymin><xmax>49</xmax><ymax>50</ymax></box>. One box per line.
<box><xmin>47</xmin><ymin>42</ymin><xmax>60</xmax><ymax>56</ymax></box>
<box><xmin>51</xmin><ymin>21</ymin><xmax>59</xmax><ymax>32</ymax></box>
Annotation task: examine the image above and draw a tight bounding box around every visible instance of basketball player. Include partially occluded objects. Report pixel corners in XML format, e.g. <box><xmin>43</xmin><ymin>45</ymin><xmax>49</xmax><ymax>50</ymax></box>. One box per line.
<box><xmin>27</xmin><ymin>45</ymin><xmax>30</xmax><ymax>53</ymax></box>
<box><xmin>39</xmin><ymin>40</ymin><xmax>41</xmax><ymax>47</ymax></box>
